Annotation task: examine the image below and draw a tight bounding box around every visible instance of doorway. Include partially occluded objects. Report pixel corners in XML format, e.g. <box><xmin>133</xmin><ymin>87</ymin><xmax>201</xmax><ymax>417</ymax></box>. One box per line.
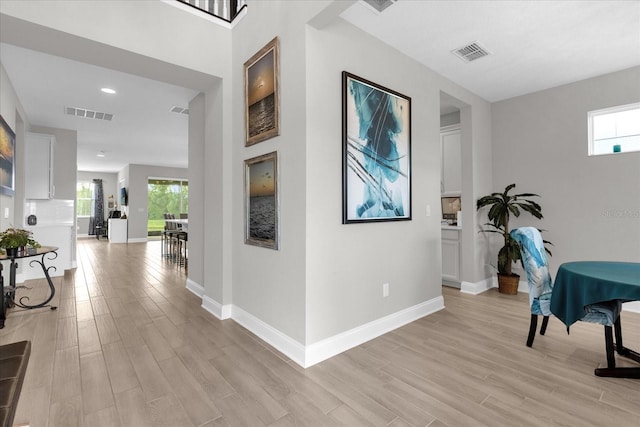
<box><xmin>147</xmin><ymin>178</ymin><xmax>189</xmax><ymax>237</ymax></box>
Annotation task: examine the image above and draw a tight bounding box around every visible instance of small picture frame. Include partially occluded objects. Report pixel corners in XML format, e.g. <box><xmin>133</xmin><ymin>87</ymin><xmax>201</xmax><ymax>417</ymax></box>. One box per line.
<box><xmin>0</xmin><ymin>115</ymin><xmax>16</xmax><ymax>197</ymax></box>
<box><xmin>244</xmin><ymin>37</ymin><xmax>280</xmax><ymax>146</ymax></box>
<box><xmin>245</xmin><ymin>151</ymin><xmax>279</xmax><ymax>249</ymax></box>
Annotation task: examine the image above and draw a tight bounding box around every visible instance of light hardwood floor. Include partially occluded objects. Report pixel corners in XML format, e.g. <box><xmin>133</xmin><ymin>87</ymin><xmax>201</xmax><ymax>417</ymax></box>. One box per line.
<box><xmin>1</xmin><ymin>239</ymin><xmax>639</xmax><ymax>426</ymax></box>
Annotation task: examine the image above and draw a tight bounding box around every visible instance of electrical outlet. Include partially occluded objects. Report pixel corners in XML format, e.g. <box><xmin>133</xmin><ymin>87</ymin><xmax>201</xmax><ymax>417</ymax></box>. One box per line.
<box><xmin>382</xmin><ymin>283</ymin><xmax>389</xmax><ymax>297</ymax></box>
<box><xmin>426</xmin><ymin>204</ymin><xmax>431</xmax><ymax>217</ymax></box>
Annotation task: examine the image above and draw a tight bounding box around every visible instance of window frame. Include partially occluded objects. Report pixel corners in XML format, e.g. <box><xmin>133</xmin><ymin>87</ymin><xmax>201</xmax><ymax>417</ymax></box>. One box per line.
<box><xmin>76</xmin><ymin>181</ymin><xmax>94</xmax><ymax>218</ymax></box>
<box><xmin>588</xmin><ymin>102</ymin><xmax>640</xmax><ymax>156</ymax></box>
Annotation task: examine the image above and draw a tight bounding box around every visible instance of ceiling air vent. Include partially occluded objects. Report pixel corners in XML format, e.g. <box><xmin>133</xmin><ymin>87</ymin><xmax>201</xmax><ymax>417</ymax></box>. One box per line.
<box><xmin>170</xmin><ymin>105</ymin><xmax>189</xmax><ymax>115</ymax></box>
<box><xmin>451</xmin><ymin>41</ymin><xmax>491</xmax><ymax>63</ymax></box>
<box><xmin>363</xmin><ymin>0</ymin><xmax>397</xmax><ymax>13</ymax></box>
<box><xmin>65</xmin><ymin>106</ymin><xmax>113</xmax><ymax>121</ymax></box>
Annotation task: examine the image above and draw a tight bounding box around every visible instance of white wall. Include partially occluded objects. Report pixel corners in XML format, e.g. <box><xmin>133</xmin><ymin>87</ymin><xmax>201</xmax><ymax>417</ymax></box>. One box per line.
<box><xmin>304</xmin><ymin>15</ymin><xmax>494</xmax><ymax>345</ymax></box>
<box><xmin>230</xmin><ymin>1</ymin><xmax>329</xmax><ymax>344</ymax></box>
<box><xmin>492</xmin><ymin>66</ymin><xmax>640</xmax><ymax>276</ymax></box>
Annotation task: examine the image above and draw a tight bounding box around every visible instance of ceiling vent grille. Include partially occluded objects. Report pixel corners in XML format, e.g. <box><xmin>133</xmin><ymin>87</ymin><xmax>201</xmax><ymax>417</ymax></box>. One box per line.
<box><xmin>363</xmin><ymin>0</ymin><xmax>397</xmax><ymax>13</ymax></box>
<box><xmin>65</xmin><ymin>106</ymin><xmax>113</xmax><ymax>121</ymax></box>
<box><xmin>451</xmin><ymin>42</ymin><xmax>491</xmax><ymax>63</ymax></box>
<box><xmin>170</xmin><ymin>105</ymin><xmax>189</xmax><ymax>115</ymax></box>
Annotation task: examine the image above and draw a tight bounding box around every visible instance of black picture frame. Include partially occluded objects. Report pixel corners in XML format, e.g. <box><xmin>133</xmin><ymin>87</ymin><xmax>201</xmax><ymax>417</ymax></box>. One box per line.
<box><xmin>0</xmin><ymin>115</ymin><xmax>16</xmax><ymax>197</ymax></box>
<box><xmin>342</xmin><ymin>72</ymin><xmax>411</xmax><ymax>223</ymax></box>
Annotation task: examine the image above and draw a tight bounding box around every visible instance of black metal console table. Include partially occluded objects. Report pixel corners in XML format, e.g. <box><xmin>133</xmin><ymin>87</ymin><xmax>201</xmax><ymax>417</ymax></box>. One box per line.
<box><xmin>0</xmin><ymin>246</ymin><xmax>58</xmax><ymax>328</ymax></box>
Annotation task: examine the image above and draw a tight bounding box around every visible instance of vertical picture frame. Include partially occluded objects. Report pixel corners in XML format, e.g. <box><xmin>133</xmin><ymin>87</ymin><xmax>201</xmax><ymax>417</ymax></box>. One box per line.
<box><xmin>244</xmin><ymin>37</ymin><xmax>280</xmax><ymax>146</ymax></box>
<box><xmin>0</xmin><ymin>115</ymin><xmax>16</xmax><ymax>197</ymax></box>
<box><xmin>245</xmin><ymin>151</ymin><xmax>279</xmax><ymax>249</ymax></box>
<box><xmin>342</xmin><ymin>72</ymin><xmax>412</xmax><ymax>223</ymax></box>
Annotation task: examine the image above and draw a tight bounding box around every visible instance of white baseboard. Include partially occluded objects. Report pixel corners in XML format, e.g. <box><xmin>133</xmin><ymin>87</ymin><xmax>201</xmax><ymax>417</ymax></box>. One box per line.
<box><xmin>127</xmin><ymin>238</ymin><xmax>148</xmax><ymax>243</ymax></box>
<box><xmin>185</xmin><ymin>278</ymin><xmax>204</xmax><ymax>298</ymax></box>
<box><xmin>304</xmin><ymin>296</ymin><xmax>445</xmax><ymax>368</ymax></box>
<box><xmin>201</xmin><ymin>294</ymin><xmax>232</xmax><ymax>320</ymax></box>
<box><xmin>460</xmin><ymin>276</ymin><xmax>529</xmax><ymax>295</ymax></box>
<box><xmin>200</xmin><ymin>295</ymin><xmax>444</xmax><ymax>368</ymax></box>
<box><xmin>232</xmin><ymin>305</ymin><xmax>307</xmax><ymax>367</ymax></box>
<box><xmin>623</xmin><ymin>301</ymin><xmax>640</xmax><ymax>313</ymax></box>
<box><xmin>460</xmin><ymin>277</ymin><xmax>495</xmax><ymax>294</ymax></box>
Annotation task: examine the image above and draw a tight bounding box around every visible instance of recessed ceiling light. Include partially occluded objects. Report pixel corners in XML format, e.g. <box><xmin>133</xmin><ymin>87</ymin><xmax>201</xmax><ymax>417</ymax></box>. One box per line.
<box><xmin>97</xmin><ymin>151</ymin><xmax>106</xmax><ymax>157</ymax></box>
<box><xmin>101</xmin><ymin>87</ymin><xmax>116</xmax><ymax>94</ymax></box>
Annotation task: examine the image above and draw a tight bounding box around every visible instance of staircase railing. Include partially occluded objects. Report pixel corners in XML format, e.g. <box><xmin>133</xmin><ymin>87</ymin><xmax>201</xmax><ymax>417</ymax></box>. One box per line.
<box><xmin>177</xmin><ymin>0</ymin><xmax>247</xmax><ymax>23</ymax></box>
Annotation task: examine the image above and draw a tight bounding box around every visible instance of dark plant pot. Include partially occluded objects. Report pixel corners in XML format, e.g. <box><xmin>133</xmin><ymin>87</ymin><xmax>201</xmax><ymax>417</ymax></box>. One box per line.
<box><xmin>5</xmin><ymin>247</ymin><xmax>18</xmax><ymax>257</ymax></box>
<box><xmin>497</xmin><ymin>273</ymin><xmax>520</xmax><ymax>295</ymax></box>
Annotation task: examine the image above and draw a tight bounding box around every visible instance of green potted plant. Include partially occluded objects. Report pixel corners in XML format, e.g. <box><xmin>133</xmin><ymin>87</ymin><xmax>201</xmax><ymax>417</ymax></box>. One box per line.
<box><xmin>476</xmin><ymin>183</ymin><xmax>548</xmax><ymax>294</ymax></box>
<box><xmin>0</xmin><ymin>227</ymin><xmax>40</xmax><ymax>257</ymax></box>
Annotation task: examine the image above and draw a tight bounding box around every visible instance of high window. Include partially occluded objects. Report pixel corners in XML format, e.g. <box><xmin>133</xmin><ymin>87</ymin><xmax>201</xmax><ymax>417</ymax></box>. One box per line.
<box><xmin>588</xmin><ymin>103</ymin><xmax>640</xmax><ymax>155</ymax></box>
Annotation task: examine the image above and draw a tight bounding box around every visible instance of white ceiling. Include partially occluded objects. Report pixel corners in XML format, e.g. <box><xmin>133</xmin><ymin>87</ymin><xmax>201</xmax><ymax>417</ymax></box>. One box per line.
<box><xmin>1</xmin><ymin>1</ymin><xmax>639</xmax><ymax>173</ymax></box>
<box><xmin>342</xmin><ymin>0</ymin><xmax>640</xmax><ymax>102</ymax></box>
<box><xmin>0</xmin><ymin>42</ymin><xmax>198</xmax><ymax>173</ymax></box>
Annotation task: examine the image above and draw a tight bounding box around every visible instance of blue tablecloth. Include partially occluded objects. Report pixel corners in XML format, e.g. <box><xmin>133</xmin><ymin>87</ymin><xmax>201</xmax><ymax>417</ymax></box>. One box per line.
<box><xmin>551</xmin><ymin>261</ymin><xmax>640</xmax><ymax>328</ymax></box>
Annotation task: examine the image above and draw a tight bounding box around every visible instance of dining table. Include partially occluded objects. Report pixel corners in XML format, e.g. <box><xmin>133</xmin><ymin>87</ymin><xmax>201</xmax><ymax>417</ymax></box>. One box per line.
<box><xmin>551</xmin><ymin>261</ymin><xmax>640</xmax><ymax>378</ymax></box>
<box><xmin>165</xmin><ymin>218</ymin><xmax>188</xmax><ymax>231</ymax></box>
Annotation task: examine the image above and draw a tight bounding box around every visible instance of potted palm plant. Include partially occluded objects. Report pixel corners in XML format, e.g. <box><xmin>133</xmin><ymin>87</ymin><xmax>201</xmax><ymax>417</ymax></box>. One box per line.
<box><xmin>476</xmin><ymin>183</ymin><xmax>547</xmax><ymax>294</ymax></box>
<box><xmin>0</xmin><ymin>227</ymin><xmax>40</xmax><ymax>257</ymax></box>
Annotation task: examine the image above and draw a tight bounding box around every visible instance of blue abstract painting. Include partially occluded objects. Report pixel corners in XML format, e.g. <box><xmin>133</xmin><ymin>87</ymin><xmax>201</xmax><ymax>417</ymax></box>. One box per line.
<box><xmin>343</xmin><ymin>72</ymin><xmax>411</xmax><ymax>223</ymax></box>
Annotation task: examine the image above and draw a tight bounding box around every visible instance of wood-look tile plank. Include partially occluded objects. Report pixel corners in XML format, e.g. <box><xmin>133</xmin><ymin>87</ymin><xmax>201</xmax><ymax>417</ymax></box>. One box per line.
<box><xmin>173</xmin><ymin>345</ymin><xmax>235</xmax><ymax>401</ymax></box>
<box><xmin>113</xmin><ymin>315</ymin><xmax>144</xmax><ymax>348</ymax></box>
<box><xmin>80</xmin><ymin>351</ymin><xmax>115</xmax><ymax>414</ymax></box>
<box><xmin>76</xmin><ymin>300</ymin><xmax>94</xmax><ymax>321</ymax></box>
<box><xmin>126</xmin><ymin>344</ymin><xmax>173</xmax><ymax>401</ymax></box>
<box><xmin>13</xmin><ymin>385</ymin><xmax>50</xmax><ymax>427</ymax></box>
<box><xmin>84</xmin><ymin>406</ymin><xmax>121</xmax><ymax>427</ymax></box>
<box><xmin>91</xmin><ymin>296</ymin><xmax>111</xmax><ymax>316</ymax></box>
<box><xmin>158</xmin><ymin>356</ymin><xmax>221</xmax><ymax>426</ymax></box>
<box><xmin>105</xmin><ymin>297</ymin><xmax>128</xmax><ymax>318</ymax></box>
<box><xmin>49</xmin><ymin>395</ymin><xmax>84</xmax><ymax>427</ymax></box>
<box><xmin>51</xmin><ymin>346</ymin><xmax>82</xmax><ymax>403</ymax></box>
<box><xmin>57</xmin><ymin>296</ymin><xmax>76</xmax><ymax>318</ymax></box>
<box><xmin>123</xmin><ymin>300</ymin><xmax>153</xmax><ymax>327</ymax></box>
<box><xmin>113</xmin><ymin>387</ymin><xmax>153</xmax><ymax>427</ymax></box>
<box><xmin>77</xmin><ymin>319</ymin><xmax>102</xmax><ymax>355</ymax></box>
<box><xmin>138</xmin><ymin>322</ymin><xmax>175</xmax><ymax>362</ymax></box>
<box><xmin>212</xmin><ymin>393</ymin><xmax>264</xmax><ymax>426</ymax></box>
<box><xmin>138</xmin><ymin>296</ymin><xmax>165</xmax><ymax>319</ymax></box>
<box><xmin>94</xmin><ymin>314</ymin><xmax>121</xmax><ymax>346</ymax></box>
<box><xmin>146</xmin><ymin>393</ymin><xmax>195</xmax><ymax>427</ymax></box>
<box><xmin>210</xmin><ymin>354</ymin><xmax>288</xmax><ymax>424</ymax></box>
<box><xmin>102</xmin><ymin>340</ymin><xmax>139</xmax><ymax>394</ymax></box>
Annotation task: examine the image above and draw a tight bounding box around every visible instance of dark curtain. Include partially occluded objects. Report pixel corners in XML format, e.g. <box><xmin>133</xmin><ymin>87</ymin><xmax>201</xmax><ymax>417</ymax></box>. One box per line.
<box><xmin>88</xmin><ymin>179</ymin><xmax>104</xmax><ymax>235</ymax></box>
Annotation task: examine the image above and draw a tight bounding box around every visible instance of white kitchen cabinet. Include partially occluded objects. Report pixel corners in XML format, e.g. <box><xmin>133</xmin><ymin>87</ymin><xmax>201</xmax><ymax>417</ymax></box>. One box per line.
<box><xmin>440</xmin><ymin>125</ymin><xmax>461</xmax><ymax>195</ymax></box>
<box><xmin>108</xmin><ymin>219</ymin><xmax>128</xmax><ymax>243</ymax></box>
<box><xmin>25</xmin><ymin>132</ymin><xmax>55</xmax><ymax>199</ymax></box>
<box><xmin>442</xmin><ymin>227</ymin><xmax>461</xmax><ymax>286</ymax></box>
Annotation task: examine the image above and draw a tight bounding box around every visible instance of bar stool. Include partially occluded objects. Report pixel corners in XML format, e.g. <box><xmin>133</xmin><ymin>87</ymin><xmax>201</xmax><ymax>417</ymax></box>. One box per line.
<box><xmin>177</xmin><ymin>231</ymin><xmax>188</xmax><ymax>268</ymax></box>
<box><xmin>162</xmin><ymin>213</ymin><xmax>180</xmax><ymax>260</ymax></box>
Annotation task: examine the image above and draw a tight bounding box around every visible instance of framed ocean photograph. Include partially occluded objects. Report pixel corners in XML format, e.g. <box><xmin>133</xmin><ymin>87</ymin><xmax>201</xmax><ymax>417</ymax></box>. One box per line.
<box><xmin>0</xmin><ymin>115</ymin><xmax>15</xmax><ymax>196</ymax></box>
<box><xmin>245</xmin><ymin>151</ymin><xmax>279</xmax><ymax>249</ymax></box>
<box><xmin>342</xmin><ymin>72</ymin><xmax>411</xmax><ymax>223</ymax></box>
<box><xmin>244</xmin><ymin>37</ymin><xmax>280</xmax><ymax>146</ymax></box>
